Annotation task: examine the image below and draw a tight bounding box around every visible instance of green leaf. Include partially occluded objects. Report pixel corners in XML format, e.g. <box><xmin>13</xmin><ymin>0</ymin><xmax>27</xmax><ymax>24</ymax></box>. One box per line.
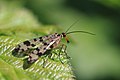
<box><xmin>0</xmin><ymin>1</ymin><xmax>75</xmax><ymax>80</ymax></box>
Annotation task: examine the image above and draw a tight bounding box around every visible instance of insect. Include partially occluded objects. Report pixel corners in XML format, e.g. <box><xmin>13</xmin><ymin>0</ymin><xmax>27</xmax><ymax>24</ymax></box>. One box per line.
<box><xmin>12</xmin><ymin>20</ymin><xmax>95</xmax><ymax>64</ymax></box>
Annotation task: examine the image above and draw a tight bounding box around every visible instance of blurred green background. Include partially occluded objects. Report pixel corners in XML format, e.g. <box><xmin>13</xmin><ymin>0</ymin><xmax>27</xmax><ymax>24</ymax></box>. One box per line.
<box><xmin>1</xmin><ymin>0</ymin><xmax>120</xmax><ymax>80</ymax></box>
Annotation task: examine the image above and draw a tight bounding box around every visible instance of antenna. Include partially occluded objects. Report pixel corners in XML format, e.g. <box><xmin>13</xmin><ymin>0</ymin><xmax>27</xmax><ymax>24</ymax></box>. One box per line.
<box><xmin>66</xmin><ymin>30</ymin><xmax>95</xmax><ymax>35</ymax></box>
<box><xmin>65</xmin><ymin>19</ymin><xmax>80</xmax><ymax>33</ymax></box>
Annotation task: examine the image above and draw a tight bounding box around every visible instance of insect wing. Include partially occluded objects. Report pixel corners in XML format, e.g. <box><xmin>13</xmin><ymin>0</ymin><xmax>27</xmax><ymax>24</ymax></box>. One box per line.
<box><xmin>12</xmin><ymin>35</ymin><xmax>51</xmax><ymax>57</ymax></box>
<box><xmin>27</xmin><ymin>40</ymin><xmax>56</xmax><ymax>63</ymax></box>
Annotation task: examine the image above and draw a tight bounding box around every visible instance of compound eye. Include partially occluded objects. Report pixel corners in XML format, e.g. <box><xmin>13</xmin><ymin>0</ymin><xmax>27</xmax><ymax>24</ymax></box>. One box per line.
<box><xmin>62</xmin><ymin>33</ymin><xmax>66</xmax><ymax>37</ymax></box>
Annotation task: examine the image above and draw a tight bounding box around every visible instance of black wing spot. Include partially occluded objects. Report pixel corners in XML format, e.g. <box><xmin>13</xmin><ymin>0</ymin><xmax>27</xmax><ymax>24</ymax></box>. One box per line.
<box><xmin>39</xmin><ymin>37</ymin><xmax>43</xmax><ymax>42</ymax></box>
<box><xmin>34</xmin><ymin>39</ymin><xmax>37</xmax><ymax>41</ymax></box>
<box><xmin>23</xmin><ymin>41</ymin><xmax>30</xmax><ymax>46</ymax></box>
<box><xmin>43</xmin><ymin>47</ymin><xmax>46</xmax><ymax>50</ymax></box>
<box><xmin>29</xmin><ymin>55</ymin><xmax>32</xmax><ymax>58</ymax></box>
<box><xmin>36</xmin><ymin>48</ymin><xmax>40</xmax><ymax>51</ymax></box>
<box><xmin>21</xmin><ymin>49</ymin><xmax>24</xmax><ymax>52</ymax></box>
<box><xmin>39</xmin><ymin>39</ymin><xmax>43</xmax><ymax>42</ymax></box>
<box><xmin>39</xmin><ymin>37</ymin><xmax>42</xmax><ymax>39</ymax></box>
<box><xmin>43</xmin><ymin>42</ymin><xmax>47</xmax><ymax>45</ymax></box>
<box><xmin>27</xmin><ymin>47</ymin><xmax>29</xmax><ymax>50</ymax></box>
<box><xmin>31</xmin><ymin>44</ymin><xmax>35</xmax><ymax>47</ymax></box>
<box><xmin>37</xmin><ymin>52</ymin><xmax>42</xmax><ymax>56</ymax></box>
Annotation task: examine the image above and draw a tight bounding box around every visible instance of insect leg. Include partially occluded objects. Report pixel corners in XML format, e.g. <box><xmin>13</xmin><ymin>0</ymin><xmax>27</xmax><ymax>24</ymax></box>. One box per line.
<box><xmin>57</xmin><ymin>44</ymin><xmax>71</xmax><ymax>64</ymax></box>
<box><xmin>61</xmin><ymin>44</ymin><xmax>71</xmax><ymax>59</ymax></box>
<box><xmin>58</xmin><ymin>45</ymin><xmax>64</xmax><ymax>64</ymax></box>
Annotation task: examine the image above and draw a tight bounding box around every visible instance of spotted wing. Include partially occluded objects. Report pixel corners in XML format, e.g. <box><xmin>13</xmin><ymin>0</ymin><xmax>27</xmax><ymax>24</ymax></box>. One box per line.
<box><xmin>27</xmin><ymin>34</ymin><xmax>62</xmax><ymax>63</ymax></box>
<box><xmin>27</xmin><ymin>39</ymin><xmax>56</xmax><ymax>63</ymax></box>
<box><xmin>12</xmin><ymin>35</ymin><xmax>52</xmax><ymax>57</ymax></box>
